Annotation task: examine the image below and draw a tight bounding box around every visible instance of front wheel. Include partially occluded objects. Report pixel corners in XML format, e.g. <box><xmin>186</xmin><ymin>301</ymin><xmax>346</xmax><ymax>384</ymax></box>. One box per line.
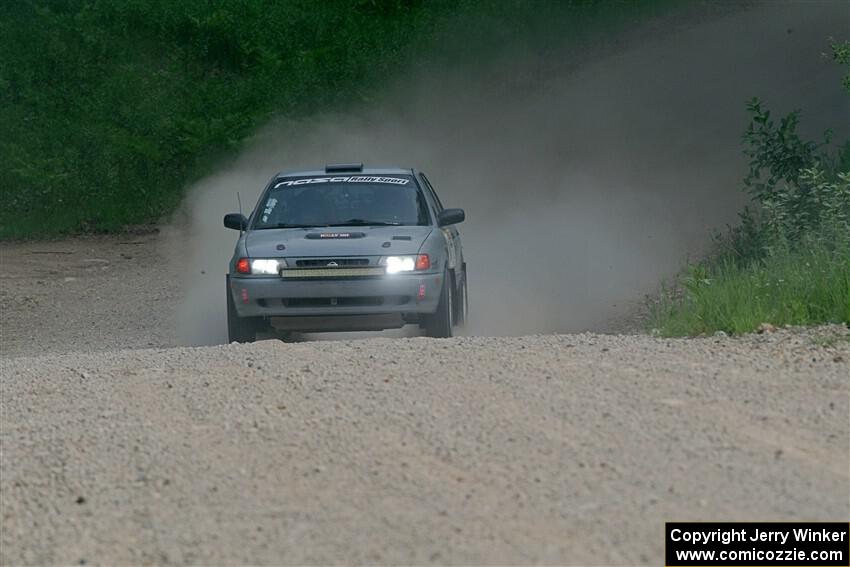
<box><xmin>423</xmin><ymin>271</ymin><xmax>453</xmax><ymax>338</ymax></box>
<box><xmin>226</xmin><ymin>275</ymin><xmax>260</xmax><ymax>343</ymax></box>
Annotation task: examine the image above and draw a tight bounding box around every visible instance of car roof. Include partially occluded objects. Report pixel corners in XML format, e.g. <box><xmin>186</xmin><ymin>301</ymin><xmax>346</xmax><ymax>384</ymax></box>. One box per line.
<box><xmin>273</xmin><ymin>166</ymin><xmax>414</xmax><ymax>179</ymax></box>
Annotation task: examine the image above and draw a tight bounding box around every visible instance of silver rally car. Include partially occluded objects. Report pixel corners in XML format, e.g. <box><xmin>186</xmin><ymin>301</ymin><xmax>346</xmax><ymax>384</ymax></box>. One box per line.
<box><xmin>224</xmin><ymin>164</ymin><xmax>467</xmax><ymax>342</ymax></box>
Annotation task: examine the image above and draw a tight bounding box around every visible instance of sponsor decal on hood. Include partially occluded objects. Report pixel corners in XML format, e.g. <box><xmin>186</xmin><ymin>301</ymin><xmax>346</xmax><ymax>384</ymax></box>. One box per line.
<box><xmin>304</xmin><ymin>232</ymin><xmax>366</xmax><ymax>239</ymax></box>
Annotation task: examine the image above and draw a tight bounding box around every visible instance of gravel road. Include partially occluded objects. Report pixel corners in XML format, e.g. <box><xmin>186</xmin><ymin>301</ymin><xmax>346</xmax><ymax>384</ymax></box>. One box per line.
<box><xmin>1</xmin><ymin>235</ymin><xmax>848</xmax><ymax>565</ymax></box>
<box><xmin>0</xmin><ymin>232</ymin><xmax>178</xmax><ymax>357</ymax></box>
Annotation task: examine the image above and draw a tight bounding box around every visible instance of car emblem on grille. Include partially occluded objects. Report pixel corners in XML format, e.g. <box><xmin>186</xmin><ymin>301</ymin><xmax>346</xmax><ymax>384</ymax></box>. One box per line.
<box><xmin>326</xmin><ymin>261</ymin><xmax>339</xmax><ymax>267</ymax></box>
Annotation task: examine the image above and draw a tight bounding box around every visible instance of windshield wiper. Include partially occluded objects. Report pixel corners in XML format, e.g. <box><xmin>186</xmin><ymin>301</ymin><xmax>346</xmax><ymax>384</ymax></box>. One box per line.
<box><xmin>326</xmin><ymin>219</ymin><xmax>403</xmax><ymax>227</ymax></box>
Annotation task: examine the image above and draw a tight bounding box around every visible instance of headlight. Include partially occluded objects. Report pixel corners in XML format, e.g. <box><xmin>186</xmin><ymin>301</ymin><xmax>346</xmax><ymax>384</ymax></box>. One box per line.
<box><xmin>236</xmin><ymin>257</ymin><xmax>287</xmax><ymax>275</ymax></box>
<box><xmin>251</xmin><ymin>258</ymin><xmax>287</xmax><ymax>274</ymax></box>
<box><xmin>382</xmin><ymin>254</ymin><xmax>430</xmax><ymax>274</ymax></box>
<box><xmin>384</xmin><ymin>256</ymin><xmax>416</xmax><ymax>274</ymax></box>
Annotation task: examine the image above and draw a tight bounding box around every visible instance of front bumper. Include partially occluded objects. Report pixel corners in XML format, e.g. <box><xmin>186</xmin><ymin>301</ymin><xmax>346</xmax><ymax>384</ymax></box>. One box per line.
<box><xmin>229</xmin><ymin>272</ymin><xmax>444</xmax><ymax>318</ymax></box>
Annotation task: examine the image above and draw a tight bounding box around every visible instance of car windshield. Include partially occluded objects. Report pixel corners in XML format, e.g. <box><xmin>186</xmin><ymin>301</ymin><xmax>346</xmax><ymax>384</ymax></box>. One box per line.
<box><xmin>253</xmin><ymin>175</ymin><xmax>430</xmax><ymax>229</ymax></box>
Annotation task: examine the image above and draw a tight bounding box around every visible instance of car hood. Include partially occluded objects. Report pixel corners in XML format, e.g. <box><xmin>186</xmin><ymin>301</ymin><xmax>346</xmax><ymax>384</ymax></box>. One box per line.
<box><xmin>244</xmin><ymin>225</ymin><xmax>433</xmax><ymax>258</ymax></box>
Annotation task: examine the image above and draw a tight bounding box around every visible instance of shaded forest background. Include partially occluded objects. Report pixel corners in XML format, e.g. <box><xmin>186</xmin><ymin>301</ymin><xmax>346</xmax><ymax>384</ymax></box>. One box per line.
<box><xmin>0</xmin><ymin>0</ymin><xmax>674</xmax><ymax>238</ymax></box>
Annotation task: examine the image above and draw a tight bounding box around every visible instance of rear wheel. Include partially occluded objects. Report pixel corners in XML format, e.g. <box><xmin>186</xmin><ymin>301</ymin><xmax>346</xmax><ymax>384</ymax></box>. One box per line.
<box><xmin>226</xmin><ymin>275</ymin><xmax>260</xmax><ymax>343</ymax></box>
<box><xmin>424</xmin><ymin>270</ymin><xmax>453</xmax><ymax>338</ymax></box>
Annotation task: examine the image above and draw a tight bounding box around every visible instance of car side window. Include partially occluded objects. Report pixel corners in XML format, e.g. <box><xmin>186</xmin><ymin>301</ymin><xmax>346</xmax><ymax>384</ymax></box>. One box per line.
<box><xmin>419</xmin><ymin>173</ymin><xmax>444</xmax><ymax>213</ymax></box>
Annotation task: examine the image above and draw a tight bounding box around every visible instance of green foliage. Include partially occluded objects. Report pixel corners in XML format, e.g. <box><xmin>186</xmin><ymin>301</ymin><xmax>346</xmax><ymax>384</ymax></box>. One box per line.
<box><xmin>1</xmin><ymin>0</ymin><xmax>675</xmax><ymax>239</ymax></box>
<box><xmin>742</xmin><ymin>98</ymin><xmax>826</xmax><ymax>204</ymax></box>
<box><xmin>738</xmin><ymin>97</ymin><xmax>849</xmax><ymax>256</ymax></box>
<box><xmin>832</xmin><ymin>39</ymin><xmax>850</xmax><ymax>93</ymax></box>
<box><xmin>0</xmin><ymin>0</ymin><xmax>443</xmax><ymax>237</ymax></box>
<box><xmin>650</xmin><ymin>42</ymin><xmax>850</xmax><ymax>336</ymax></box>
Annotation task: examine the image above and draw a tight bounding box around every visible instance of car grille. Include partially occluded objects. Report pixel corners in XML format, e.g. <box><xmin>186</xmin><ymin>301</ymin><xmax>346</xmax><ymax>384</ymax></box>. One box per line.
<box><xmin>279</xmin><ymin>267</ymin><xmax>386</xmax><ymax>278</ymax></box>
<box><xmin>295</xmin><ymin>258</ymin><xmax>370</xmax><ymax>267</ymax></box>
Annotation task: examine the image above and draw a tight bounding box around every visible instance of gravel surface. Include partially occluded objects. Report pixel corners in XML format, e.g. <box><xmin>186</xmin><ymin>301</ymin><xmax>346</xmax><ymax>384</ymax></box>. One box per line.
<box><xmin>1</xmin><ymin>235</ymin><xmax>849</xmax><ymax>565</ymax></box>
<box><xmin>0</xmin><ymin>232</ymin><xmax>177</xmax><ymax>357</ymax></box>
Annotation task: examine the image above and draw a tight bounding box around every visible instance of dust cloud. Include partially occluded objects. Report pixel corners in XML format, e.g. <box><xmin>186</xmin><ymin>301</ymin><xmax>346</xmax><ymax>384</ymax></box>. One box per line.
<box><xmin>167</xmin><ymin>1</ymin><xmax>849</xmax><ymax>344</ymax></box>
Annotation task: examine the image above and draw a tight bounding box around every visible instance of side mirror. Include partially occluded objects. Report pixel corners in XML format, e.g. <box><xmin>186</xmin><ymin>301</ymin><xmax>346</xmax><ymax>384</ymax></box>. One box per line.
<box><xmin>437</xmin><ymin>208</ymin><xmax>465</xmax><ymax>227</ymax></box>
<box><xmin>224</xmin><ymin>213</ymin><xmax>248</xmax><ymax>231</ymax></box>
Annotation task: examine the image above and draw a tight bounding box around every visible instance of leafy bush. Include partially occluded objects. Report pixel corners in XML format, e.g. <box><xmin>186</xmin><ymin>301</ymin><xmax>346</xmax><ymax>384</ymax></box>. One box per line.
<box><xmin>650</xmin><ymin>43</ymin><xmax>850</xmax><ymax>336</ymax></box>
<box><xmin>725</xmin><ymin>98</ymin><xmax>850</xmax><ymax>260</ymax></box>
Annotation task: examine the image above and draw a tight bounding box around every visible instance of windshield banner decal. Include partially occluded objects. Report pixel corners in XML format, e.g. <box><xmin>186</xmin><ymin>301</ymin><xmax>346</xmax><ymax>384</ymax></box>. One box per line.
<box><xmin>275</xmin><ymin>176</ymin><xmax>410</xmax><ymax>188</ymax></box>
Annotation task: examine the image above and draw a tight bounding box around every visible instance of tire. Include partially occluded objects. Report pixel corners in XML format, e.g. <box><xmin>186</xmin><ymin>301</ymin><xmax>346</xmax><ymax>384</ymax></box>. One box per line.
<box><xmin>424</xmin><ymin>270</ymin><xmax>453</xmax><ymax>338</ymax></box>
<box><xmin>226</xmin><ymin>275</ymin><xmax>259</xmax><ymax>343</ymax></box>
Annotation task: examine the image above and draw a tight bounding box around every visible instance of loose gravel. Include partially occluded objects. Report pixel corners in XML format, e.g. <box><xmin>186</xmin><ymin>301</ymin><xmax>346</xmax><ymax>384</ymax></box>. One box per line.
<box><xmin>1</xmin><ymin>236</ymin><xmax>848</xmax><ymax>565</ymax></box>
<box><xmin>0</xmin><ymin>232</ymin><xmax>178</xmax><ymax>357</ymax></box>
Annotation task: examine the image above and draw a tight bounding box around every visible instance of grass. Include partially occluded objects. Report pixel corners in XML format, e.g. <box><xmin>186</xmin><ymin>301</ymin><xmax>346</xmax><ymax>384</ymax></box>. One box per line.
<box><xmin>650</xmin><ymin>239</ymin><xmax>850</xmax><ymax>337</ymax></box>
